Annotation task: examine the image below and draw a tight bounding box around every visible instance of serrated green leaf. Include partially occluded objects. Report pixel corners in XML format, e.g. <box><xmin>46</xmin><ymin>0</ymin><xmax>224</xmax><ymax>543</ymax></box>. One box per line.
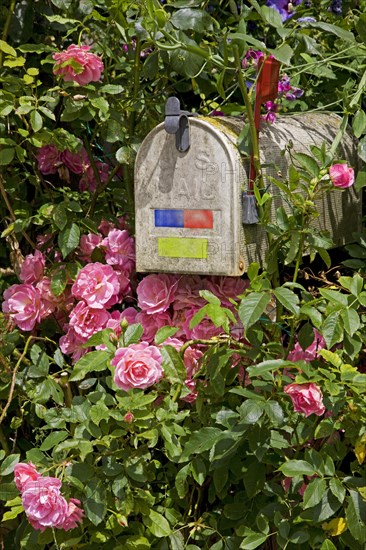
<box><xmin>51</xmin><ymin>267</ymin><xmax>67</xmax><ymax>297</ymax></box>
<box><xmin>58</xmin><ymin>223</ymin><xmax>80</xmax><ymax>259</ymax></box>
<box><xmin>0</xmin><ymin>148</ymin><xmax>15</xmax><ymax>165</ymax></box>
<box><xmin>144</xmin><ymin>509</ymin><xmax>171</xmax><ymax>538</ymax></box>
<box><xmin>303</xmin><ymin>478</ymin><xmax>327</xmax><ymax>509</ymax></box>
<box><xmin>69</xmin><ymin>350</ymin><xmax>111</xmax><ymax>381</ymax></box>
<box><xmin>346</xmin><ymin>490</ymin><xmax>366</xmax><ymax>543</ymax></box>
<box><xmin>273</xmin><ymin>287</ymin><xmax>300</xmax><ymax>315</ymax></box>
<box><xmin>0</xmin><ymin>40</ymin><xmax>16</xmax><ymax>57</ymax></box>
<box><xmin>123</xmin><ymin>323</ymin><xmax>144</xmax><ymax>346</ymax></box>
<box><xmin>199</xmin><ymin>289</ymin><xmax>221</xmax><ymax>306</ymax></box>
<box><xmin>30</xmin><ymin>110</ymin><xmax>43</xmax><ymax>132</ymax></box>
<box><xmin>292</xmin><ymin>152</ymin><xmax>320</xmax><ymax>178</ymax></box>
<box><xmin>320</xmin><ymin>540</ymin><xmax>337</xmax><ymax>550</ymax></box>
<box><xmin>238</xmin><ymin>292</ymin><xmax>271</xmax><ymax>330</ymax></box>
<box><xmin>181</xmin><ymin>427</ymin><xmax>223</xmax><ymax>461</ymax></box>
<box><xmin>154</xmin><ymin>326</ymin><xmax>179</xmax><ymax>345</ymax></box>
<box><xmin>40</xmin><ymin>431</ymin><xmax>69</xmax><ymax>451</ymax></box>
<box><xmin>322</xmin><ymin>312</ymin><xmax>343</xmax><ymax>348</ymax></box>
<box><xmin>161</xmin><ymin>345</ymin><xmax>186</xmax><ymax>385</ymax></box>
<box><xmin>279</xmin><ymin>460</ymin><xmax>315</xmax><ymax>477</ymax></box>
<box><xmin>0</xmin><ymin>454</ymin><xmax>20</xmax><ymax>476</ymax></box>
<box><xmin>329</xmin><ymin>478</ymin><xmax>346</xmax><ymax>504</ymax></box>
<box><xmin>240</xmin><ymin>532</ymin><xmax>269</xmax><ymax>549</ymax></box>
<box><xmin>341</xmin><ymin>308</ymin><xmax>360</xmax><ymax>337</ymax></box>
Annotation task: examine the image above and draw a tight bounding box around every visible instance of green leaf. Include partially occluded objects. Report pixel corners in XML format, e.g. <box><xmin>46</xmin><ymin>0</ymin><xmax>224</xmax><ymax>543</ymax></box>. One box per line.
<box><xmin>319</xmin><ymin>288</ymin><xmax>348</xmax><ymax>306</ymax></box>
<box><xmin>292</xmin><ymin>152</ymin><xmax>320</xmax><ymax>178</ymax></box>
<box><xmin>339</xmin><ymin>274</ymin><xmax>364</xmax><ymax>296</ymax></box>
<box><xmin>199</xmin><ymin>289</ymin><xmax>221</xmax><ymax>306</ymax></box>
<box><xmin>329</xmin><ymin>478</ymin><xmax>346</xmax><ymax>504</ymax></box>
<box><xmin>240</xmin><ymin>532</ymin><xmax>269</xmax><ymax>549</ymax></box>
<box><xmin>270</xmin><ymin>43</ymin><xmax>293</xmax><ymax>65</ymax></box>
<box><xmin>53</xmin><ymin>203</ymin><xmax>68</xmax><ymax>230</ymax></box>
<box><xmin>308</xmin><ymin>21</ymin><xmax>355</xmax><ymax>42</ymax></box>
<box><xmin>278</xmin><ymin>460</ymin><xmax>315</xmax><ymax>477</ymax></box>
<box><xmin>238</xmin><ymin>292</ymin><xmax>271</xmax><ymax>330</ymax></box>
<box><xmin>0</xmin><ymin>39</ymin><xmax>17</xmax><ymax>57</ymax></box>
<box><xmin>100</xmin><ymin>84</ymin><xmax>123</xmax><ymax>94</ymax></box>
<box><xmin>180</xmin><ymin>427</ymin><xmax>223</xmax><ymax>461</ymax></box>
<box><xmin>346</xmin><ymin>490</ymin><xmax>366</xmax><ymax>543</ymax></box>
<box><xmin>273</xmin><ymin>287</ymin><xmax>300</xmax><ymax>315</ymax></box>
<box><xmin>0</xmin><ymin>454</ymin><xmax>20</xmax><ymax>476</ymax></box>
<box><xmin>154</xmin><ymin>326</ymin><xmax>179</xmax><ymax>345</ymax></box>
<box><xmin>303</xmin><ymin>478</ymin><xmax>327</xmax><ymax>509</ymax></box>
<box><xmin>69</xmin><ymin>350</ymin><xmax>111</xmax><ymax>381</ymax></box>
<box><xmin>322</xmin><ymin>311</ymin><xmax>343</xmax><ymax>348</ymax></box>
<box><xmin>352</xmin><ymin>109</ymin><xmax>366</xmax><ymax>138</ymax></box>
<box><xmin>170</xmin><ymin>47</ymin><xmax>205</xmax><ymax>79</ymax></box>
<box><xmin>191</xmin><ymin>457</ymin><xmax>206</xmax><ymax>486</ymax></box>
<box><xmin>2</xmin><ymin>506</ymin><xmax>24</xmax><ymax>522</ymax></box>
<box><xmin>144</xmin><ymin>509</ymin><xmax>171</xmax><ymax>538</ymax></box>
<box><xmin>30</xmin><ymin>110</ymin><xmax>43</xmax><ymax>132</ymax></box>
<box><xmin>320</xmin><ymin>540</ymin><xmax>337</xmax><ymax>550</ymax></box>
<box><xmin>123</xmin><ymin>323</ymin><xmax>144</xmax><ymax>346</ymax></box>
<box><xmin>84</xmin><ymin>480</ymin><xmax>106</xmax><ymax>526</ymax></box>
<box><xmin>341</xmin><ymin>308</ymin><xmax>360</xmax><ymax>337</ymax></box>
<box><xmin>0</xmin><ymin>483</ymin><xmax>19</xmax><ymax>501</ymax></box>
<box><xmin>51</xmin><ymin>267</ymin><xmax>67</xmax><ymax>297</ymax></box>
<box><xmin>260</xmin><ymin>5</ymin><xmax>283</xmax><ymax>28</ymax></box>
<box><xmin>0</xmin><ymin>148</ymin><xmax>15</xmax><ymax>165</ymax></box>
<box><xmin>161</xmin><ymin>345</ymin><xmax>186</xmax><ymax>385</ymax></box>
<box><xmin>170</xmin><ymin>8</ymin><xmax>213</xmax><ymax>32</ymax></box>
<box><xmin>238</xmin><ymin>400</ymin><xmax>263</xmax><ymax>424</ymax></box>
<box><xmin>175</xmin><ymin>464</ymin><xmax>190</xmax><ymax>498</ymax></box>
<box><xmin>58</xmin><ymin>223</ymin><xmax>80</xmax><ymax>259</ymax></box>
<box><xmin>40</xmin><ymin>431</ymin><xmax>69</xmax><ymax>451</ymax></box>
<box><xmin>29</xmin><ymin>344</ymin><xmax>49</xmax><ymax>377</ymax></box>
<box><xmin>247</xmin><ymin>359</ymin><xmax>289</xmax><ymax>378</ymax></box>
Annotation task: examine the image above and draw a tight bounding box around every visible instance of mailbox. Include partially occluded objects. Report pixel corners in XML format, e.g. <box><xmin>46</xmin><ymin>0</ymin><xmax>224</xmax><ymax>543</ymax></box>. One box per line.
<box><xmin>134</xmin><ymin>99</ymin><xmax>361</xmax><ymax>276</ymax></box>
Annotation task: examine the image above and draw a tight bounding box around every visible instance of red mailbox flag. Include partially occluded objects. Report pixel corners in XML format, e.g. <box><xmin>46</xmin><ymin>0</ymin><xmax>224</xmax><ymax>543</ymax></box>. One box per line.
<box><xmin>249</xmin><ymin>56</ymin><xmax>281</xmax><ymax>187</ymax></box>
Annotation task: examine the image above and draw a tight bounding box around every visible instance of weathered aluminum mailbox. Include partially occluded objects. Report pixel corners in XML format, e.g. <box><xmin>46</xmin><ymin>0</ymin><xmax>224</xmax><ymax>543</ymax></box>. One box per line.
<box><xmin>135</xmin><ymin>98</ymin><xmax>361</xmax><ymax>276</ymax></box>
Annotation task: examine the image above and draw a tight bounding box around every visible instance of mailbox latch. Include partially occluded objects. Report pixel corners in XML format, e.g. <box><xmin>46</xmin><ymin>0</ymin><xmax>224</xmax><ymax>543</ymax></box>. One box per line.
<box><xmin>164</xmin><ymin>97</ymin><xmax>196</xmax><ymax>152</ymax></box>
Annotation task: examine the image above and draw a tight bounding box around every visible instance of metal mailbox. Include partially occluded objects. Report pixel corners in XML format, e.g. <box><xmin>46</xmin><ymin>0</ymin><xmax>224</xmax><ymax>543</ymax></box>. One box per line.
<box><xmin>134</xmin><ymin>100</ymin><xmax>361</xmax><ymax>276</ymax></box>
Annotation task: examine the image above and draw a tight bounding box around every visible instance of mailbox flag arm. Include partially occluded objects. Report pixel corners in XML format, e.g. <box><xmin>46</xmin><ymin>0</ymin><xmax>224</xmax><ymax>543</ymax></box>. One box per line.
<box><xmin>243</xmin><ymin>57</ymin><xmax>280</xmax><ymax>225</ymax></box>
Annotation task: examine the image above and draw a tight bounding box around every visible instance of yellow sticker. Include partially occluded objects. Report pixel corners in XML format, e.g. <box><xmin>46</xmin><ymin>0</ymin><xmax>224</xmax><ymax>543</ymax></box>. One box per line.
<box><xmin>158</xmin><ymin>237</ymin><xmax>208</xmax><ymax>259</ymax></box>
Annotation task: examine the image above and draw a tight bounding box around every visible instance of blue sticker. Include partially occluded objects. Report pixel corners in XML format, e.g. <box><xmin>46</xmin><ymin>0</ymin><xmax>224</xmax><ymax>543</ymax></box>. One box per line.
<box><xmin>154</xmin><ymin>209</ymin><xmax>184</xmax><ymax>228</ymax></box>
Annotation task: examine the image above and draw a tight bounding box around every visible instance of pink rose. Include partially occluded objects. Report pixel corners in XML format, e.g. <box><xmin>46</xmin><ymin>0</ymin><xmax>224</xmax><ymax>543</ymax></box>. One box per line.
<box><xmin>137</xmin><ymin>274</ymin><xmax>178</xmax><ymax>314</ymax></box>
<box><xmin>111</xmin><ymin>342</ymin><xmax>163</xmax><ymax>391</ymax></box>
<box><xmin>52</xmin><ymin>44</ymin><xmax>104</xmax><ymax>86</ymax></box>
<box><xmin>68</xmin><ymin>301</ymin><xmax>110</xmax><ymax>338</ymax></box>
<box><xmin>287</xmin><ymin>329</ymin><xmax>325</xmax><ymax>363</ymax></box>
<box><xmin>79</xmin><ymin>161</ymin><xmax>109</xmax><ymax>193</ymax></box>
<box><xmin>60</xmin><ymin>498</ymin><xmax>84</xmax><ymax>531</ymax></box>
<box><xmin>21</xmin><ymin>477</ymin><xmax>69</xmax><ymax>531</ymax></box>
<box><xmin>284</xmin><ymin>382</ymin><xmax>326</xmax><ymax>417</ymax></box>
<box><xmin>61</xmin><ymin>147</ymin><xmax>89</xmax><ymax>174</ymax></box>
<box><xmin>206</xmin><ymin>276</ymin><xmax>248</xmax><ymax>308</ymax></box>
<box><xmin>19</xmin><ymin>250</ymin><xmax>45</xmax><ymax>284</ymax></box>
<box><xmin>136</xmin><ymin>310</ymin><xmax>172</xmax><ymax>343</ymax></box>
<box><xmin>329</xmin><ymin>163</ymin><xmax>354</xmax><ymax>188</ymax></box>
<box><xmin>71</xmin><ymin>262</ymin><xmax>120</xmax><ymax>309</ymax></box>
<box><xmin>2</xmin><ymin>284</ymin><xmax>43</xmax><ymax>331</ymax></box>
<box><xmin>173</xmin><ymin>275</ymin><xmax>206</xmax><ymax>312</ymax></box>
<box><xmin>102</xmin><ymin>229</ymin><xmax>135</xmax><ymax>272</ymax></box>
<box><xmin>36</xmin><ymin>145</ymin><xmax>62</xmax><ymax>174</ymax></box>
<box><xmin>78</xmin><ymin>233</ymin><xmax>103</xmax><ymax>262</ymax></box>
<box><xmin>60</xmin><ymin>327</ymin><xmax>89</xmax><ymax>363</ymax></box>
<box><xmin>183</xmin><ymin>307</ymin><xmax>222</xmax><ymax>340</ymax></box>
<box><xmin>13</xmin><ymin>462</ymin><xmax>41</xmax><ymax>492</ymax></box>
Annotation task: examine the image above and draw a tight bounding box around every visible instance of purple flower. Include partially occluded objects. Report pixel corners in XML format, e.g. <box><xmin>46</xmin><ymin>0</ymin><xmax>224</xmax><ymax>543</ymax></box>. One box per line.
<box><xmin>278</xmin><ymin>75</ymin><xmax>304</xmax><ymax>101</ymax></box>
<box><xmin>267</xmin><ymin>0</ymin><xmax>304</xmax><ymax>22</ymax></box>
<box><xmin>242</xmin><ymin>49</ymin><xmax>264</xmax><ymax>69</ymax></box>
<box><xmin>262</xmin><ymin>101</ymin><xmax>278</xmax><ymax>124</ymax></box>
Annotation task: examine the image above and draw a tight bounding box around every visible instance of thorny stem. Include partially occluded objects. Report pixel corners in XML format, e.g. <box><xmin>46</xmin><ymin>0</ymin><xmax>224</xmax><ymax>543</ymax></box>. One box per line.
<box><xmin>86</xmin><ymin>163</ymin><xmax>121</xmax><ymax>218</ymax></box>
<box><xmin>233</xmin><ymin>45</ymin><xmax>264</xmax><ymax>192</ymax></box>
<box><xmin>0</xmin><ymin>335</ymin><xmax>34</xmax><ymax>425</ymax></box>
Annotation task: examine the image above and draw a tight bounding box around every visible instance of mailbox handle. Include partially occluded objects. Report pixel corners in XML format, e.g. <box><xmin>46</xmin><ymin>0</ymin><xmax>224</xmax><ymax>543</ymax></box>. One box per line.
<box><xmin>164</xmin><ymin>97</ymin><xmax>195</xmax><ymax>152</ymax></box>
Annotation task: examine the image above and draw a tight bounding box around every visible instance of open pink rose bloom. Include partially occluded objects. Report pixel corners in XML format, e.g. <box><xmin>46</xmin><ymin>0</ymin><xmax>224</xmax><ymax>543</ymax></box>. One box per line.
<box><xmin>284</xmin><ymin>382</ymin><xmax>326</xmax><ymax>417</ymax></box>
<box><xmin>53</xmin><ymin>44</ymin><xmax>104</xmax><ymax>85</ymax></box>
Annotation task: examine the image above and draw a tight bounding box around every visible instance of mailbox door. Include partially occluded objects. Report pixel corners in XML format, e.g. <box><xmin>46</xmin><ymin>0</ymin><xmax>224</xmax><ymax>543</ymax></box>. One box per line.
<box><xmin>135</xmin><ymin>118</ymin><xmax>246</xmax><ymax>276</ymax></box>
